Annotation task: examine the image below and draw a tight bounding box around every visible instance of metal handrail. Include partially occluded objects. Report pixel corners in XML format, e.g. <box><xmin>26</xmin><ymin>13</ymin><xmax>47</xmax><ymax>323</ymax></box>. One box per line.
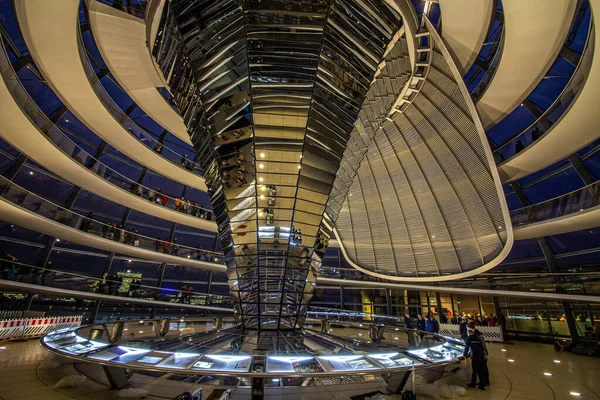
<box><xmin>0</xmin><ymin>257</ymin><xmax>231</xmax><ymax>304</ymax></box>
<box><xmin>469</xmin><ymin>25</ymin><xmax>505</xmax><ymax>101</ymax></box>
<box><xmin>77</xmin><ymin>24</ymin><xmax>203</xmax><ymax>176</ymax></box>
<box><xmin>0</xmin><ymin>176</ymin><xmax>224</xmax><ymax>262</ymax></box>
<box><xmin>0</xmin><ymin>35</ymin><xmax>213</xmax><ymax>219</ymax></box>
<box><xmin>493</xmin><ymin>4</ymin><xmax>594</xmax><ymax>158</ymax></box>
<box><xmin>509</xmin><ymin>180</ymin><xmax>600</xmax><ymax>227</ymax></box>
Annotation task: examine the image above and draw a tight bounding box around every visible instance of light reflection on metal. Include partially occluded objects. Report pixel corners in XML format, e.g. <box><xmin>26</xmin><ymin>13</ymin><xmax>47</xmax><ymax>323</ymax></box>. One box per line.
<box><xmin>165</xmin><ymin>0</ymin><xmax>404</xmax><ymax>330</ymax></box>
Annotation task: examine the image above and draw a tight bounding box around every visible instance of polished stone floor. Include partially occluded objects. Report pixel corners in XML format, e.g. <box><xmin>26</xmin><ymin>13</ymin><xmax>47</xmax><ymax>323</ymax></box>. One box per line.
<box><xmin>0</xmin><ymin>339</ymin><xmax>598</xmax><ymax>400</ymax></box>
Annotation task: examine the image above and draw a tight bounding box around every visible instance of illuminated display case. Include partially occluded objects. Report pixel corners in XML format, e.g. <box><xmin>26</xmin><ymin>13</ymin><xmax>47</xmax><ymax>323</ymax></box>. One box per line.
<box><xmin>317</xmin><ymin>356</ymin><xmax>378</xmax><ymax>372</ymax></box>
<box><xmin>157</xmin><ymin>353</ymin><xmax>202</xmax><ymax>369</ymax></box>
<box><xmin>43</xmin><ymin>330</ymin><xmax>108</xmax><ymax>355</ymax></box>
<box><xmin>87</xmin><ymin>346</ymin><xmax>149</xmax><ymax>363</ymax></box>
<box><xmin>367</xmin><ymin>353</ymin><xmax>423</xmax><ymax>368</ymax></box>
<box><xmin>190</xmin><ymin>355</ymin><xmax>251</xmax><ymax>372</ymax></box>
<box><xmin>265</xmin><ymin>356</ymin><xmax>324</xmax><ymax>373</ymax></box>
<box><xmin>407</xmin><ymin>343</ymin><xmax>465</xmax><ymax>363</ymax></box>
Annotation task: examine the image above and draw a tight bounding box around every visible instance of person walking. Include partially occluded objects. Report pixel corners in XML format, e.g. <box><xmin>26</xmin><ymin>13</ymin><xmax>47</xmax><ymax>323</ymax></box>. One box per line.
<box><xmin>79</xmin><ymin>212</ymin><xmax>93</xmax><ymax>232</ymax></box>
<box><xmin>110</xmin><ymin>224</ymin><xmax>118</xmax><ymax>241</ymax></box>
<box><xmin>463</xmin><ymin>327</ymin><xmax>489</xmax><ymax>390</ymax></box>
<box><xmin>403</xmin><ymin>313</ymin><xmax>412</xmax><ymax>329</ymax></box>
<box><xmin>101</xmin><ymin>221</ymin><xmax>110</xmax><ymax>238</ymax></box>
<box><xmin>162</xmin><ymin>239</ymin><xmax>170</xmax><ymax>254</ymax></box>
<box><xmin>459</xmin><ymin>317</ymin><xmax>469</xmax><ymax>343</ymax></box>
<box><xmin>100</xmin><ymin>273</ymin><xmax>108</xmax><ymax>294</ymax></box>
<box><xmin>170</xmin><ymin>238</ymin><xmax>179</xmax><ymax>256</ymax></box>
<box><xmin>430</xmin><ymin>315</ymin><xmax>440</xmax><ymax>334</ymax></box>
<box><xmin>416</xmin><ymin>314</ymin><xmax>426</xmax><ymax>338</ymax></box>
<box><xmin>117</xmin><ymin>224</ymin><xmax>125</xmax><ymax>243</ymax></box>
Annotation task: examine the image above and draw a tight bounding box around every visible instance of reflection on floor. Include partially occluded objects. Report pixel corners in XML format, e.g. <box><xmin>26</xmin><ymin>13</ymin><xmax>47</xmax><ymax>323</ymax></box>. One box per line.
<box><xmin>0</xmin><ymin>339</ymin><xmax>598</xmax><ymax>400</ymax></box>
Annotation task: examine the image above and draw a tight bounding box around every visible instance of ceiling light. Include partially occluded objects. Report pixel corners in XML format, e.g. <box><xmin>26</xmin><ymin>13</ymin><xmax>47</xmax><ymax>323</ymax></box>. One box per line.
<box><xmin>139</xmin><ymin>331</ymin><xmax>144</xmax><ymax>334</ymax></box>
<box><xmin>570</xmin><ymin>392</ymin><xmax>582</xmax><ymax>397</ymax></box>
<box><xmin>358</xmin><ymin>333</ymin><xmax>362</xmax><ymax>336</ymax></box>
<box><xmin>431</xmin><ymin>235</ymin><xmax>435</xmax><ymax>239</ymax></box>
<box><xmin>394</xmin><ymin>337</ymin><xmax>399</xmax><ymax>340</ymax></box>
<box><xmin>508</xmin><ymin>359</ymin><xmax>515</xmax><ymax>363</ymax></box>
<box><xmin>56</xmin><ymin>238</ymin><xmax>60</xmax><ymax>242</ymax></box>
<box><xmin>260</xmin><ymin>153</ymin><xmax>265</xmax><ymax>158</ymax></box>
<box><xmin>544</xmin><ymin>372</ymin><xmax>552</xmax><ymax>376</ymax></box>
<box><xmin>261</xmin><ymin>186</ymin><xmax>266</xmax><ymax>191</ymax></box>
<box><xmin>554</xmin><ymin>360</ymin><xmax>561</xmax><ymax>364</ymax></box>
<box><xmin>297</xmin><ymin>165</ymin><xmax>301</xmax><ymax>169</ymax></box>
<box><xmin>29</xmin><ymin>171</ymin><xmax>33</xmax><ymax>175</ymax></box>
<box><xmin>0</xmin><ymin>347</ymin><xmax>6</xmax><ymax>350</ymax></box>
<box><xmin>259</xmin><ymin>164</ymin><xmax>264</xmax><ymax>169</ymax></box>
<box><xmin>259</xmin><ymin>177</ymin><xmax>264</xmax><ymax>182</ymax></box>
<box><xmin>65</xmin><ymin>119</ymin><xmax>69</xmax><ymax>123</ymax></box>
<box><xmin>501</xmin><ymin>349</ymin><xmax>507</xmax><ymax>352</ymax></box>
<box><xmin>260</xmin><ymin>195</ymin><xmax>265</xmax><ymax>199</ymax></box>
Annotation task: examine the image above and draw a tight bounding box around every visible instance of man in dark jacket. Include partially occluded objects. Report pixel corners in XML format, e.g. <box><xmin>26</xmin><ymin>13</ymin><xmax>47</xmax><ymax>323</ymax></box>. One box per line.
<box><xmin>459</xmin><ymin>317</ymin><xmax>469</xmax><ymax>342</ymax></box>
<box><xmin>430</xmin><ymin>315</ymin><xmax>440</xmax><ymax>333</ymax></box>
<box><xmin>403</xmin><ymin>313</ymin><xmax>412</xmax><ymax>329</ymax></box>
<box><xmin>417</xmin><ymin>314</ymin><xmax>426</xmax><ymax>331</ymax></box>
<box><xmin>463</xmin><ymin>328</ymin><xmax>488</xmax><ymax>390</ymax></box>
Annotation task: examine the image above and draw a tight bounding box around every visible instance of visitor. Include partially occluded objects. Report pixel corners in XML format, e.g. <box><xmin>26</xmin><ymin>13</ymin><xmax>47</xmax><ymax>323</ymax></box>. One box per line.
<box><xmin>515</xmin><ymin>140</ymin><xmax>525</xmax><ymax>153</ymax></box>
<box><xmin>79</xmin><ymin>212</ymin><xmax>93</xmax><ymax>233</ymax></box>
<box><xmin>417</xmin><ymin>314</ymin><xmax>426</xmax><ymax>332</ymax></box>
<box><xmin>170</xmin><ymin>238</ymin><xmax>179</xmax><ymax>256</ymax></box>
<box><xmin>155</xmin><ymin>238</ymin><xmax>161</xmax><ymax>252</ymax></box>
<box><xmin>196</xmin><ymin>244</ymin><xmax>206</xmax><ymax>261</ymax></box>
<box><xmin>459</xmin><ymin>317</ymin><xmax>469</xmax><ymax>343</ymax></box>
<box><xmin>133</xmin><ymin>229</ymin><xmax>140</xmax><ymax>247</ymax></box>
<box><xmin>100</xmin><ymin>273</ymin><xmax>108</xmax><ymax>294</ymax></box>
<box><xmin>403</xmin><ymin>313</ymin><xmax>412</xmax><ymax>329</ymax></box>
<box><xmin>101</xmin><ymin>221</ymin><xmax>110</xmax><ymax>238</ymax></box>
<box><xmin>463</xmin><ymin>327</ymin><xmax>489</xmax><ymax>390</ymax></box>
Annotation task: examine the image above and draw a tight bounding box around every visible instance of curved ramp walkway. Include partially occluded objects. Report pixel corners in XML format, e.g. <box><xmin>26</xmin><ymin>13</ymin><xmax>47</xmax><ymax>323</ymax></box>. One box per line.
<box><xmin>14</xmin><ymin>0</ymin><xmax>205</xmax><ymax>190</ymax></box>
<box><xmin>0</xmin><ymin>47</ymin><xmax>216</xmax><ymax>232</ymax></box>
<box><xmin>85</xmin><ymin>0</ymin><xmax>190</xmax><ymax>144</ymax></box>
<box><xmin>318</xmin><ymin>277</ymin><xmax>600</xmax><ymax>303</ymax></box>
<box><xmin>0</xmin><ymin>189</ymin><xmax>226</xmax><ymax>273</ymax></box>
<box><xmin>476</xmin><ymin>0</ymin><xmax>577</xmax><ymax>128</ymax></box>
<box><xmin>0</xmin><ymin>279</ymin><xmax>232</xmax><ymax>313</ymax></box>
<box><xmin>498</xmin><ymin>2</ymin><xmax>599</xmax><ymax>182</ymax></box>
<box><xmin>439</xmin><ymin>0</ymin><xmax>494</xmax><ymax>74</ymax></box>
<box><xmin>511</xmin><ymin>181</ymin><xmax>600</xmax><ymax>239</ymax></box>
<box><xmin>513</xmin><ymin>204</ymin><xmax>600</xmax><ymax>239</ymax></box>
